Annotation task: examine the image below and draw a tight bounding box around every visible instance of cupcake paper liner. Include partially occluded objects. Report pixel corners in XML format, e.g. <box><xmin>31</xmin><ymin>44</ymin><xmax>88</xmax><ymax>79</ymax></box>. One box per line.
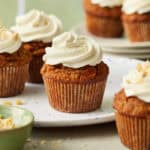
<box><xmin>115</xmin><ymin>112</ymin><xmax>150</xmax><ymax>150</ymax></box>
<box><xmin>0</xmin><ymin>64</ymin><xmax>29</xmax><ymax>97</ymax></box>
<box><xmin>43</xmin><ymin>77</ymin><xmax>107</xmax><ymax>113</ymax></box>
<box><xmin>123</xmin><ymin>21</ymin><xmax>150</xmax><ymax>42</ymax></box>
<box><xmin>85</xmin><ymin>12</ymin><xmax>123</xmax><ymax>38</ymax></box>
<box><xmin>28</xmin><ymin>55</ymin><xmax>43</xmax><ymax>83</ymax></box>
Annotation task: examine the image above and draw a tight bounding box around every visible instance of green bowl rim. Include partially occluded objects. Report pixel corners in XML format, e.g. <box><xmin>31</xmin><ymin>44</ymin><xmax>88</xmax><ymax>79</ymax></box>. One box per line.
<box><xmin>0</xmin><ymin>105</ymin><xmax>34</xmax><ymax>133</ymax></box>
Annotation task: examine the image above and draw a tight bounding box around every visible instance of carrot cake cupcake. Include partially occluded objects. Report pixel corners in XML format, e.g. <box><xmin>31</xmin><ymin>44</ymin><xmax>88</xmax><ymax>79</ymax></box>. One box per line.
<box><xmin>0</xmin><ymin>28</ymin><xmax>31</xmax><ymax>97</ymax></box>
<box><xmin>12</xmin><ymin>9</ymin><xmax>63</xmax><ymax>83</ymax></box>
<box><xmin>83</xmin><ymin>0</ymin><xmax>123</xmax><ymax>37</ymax></box>
<box><xmin>122</xmin><ymin>0</ymin><xmax>150</xmax><ymax>42</ymax></box>
<box><xmin>113</xmin><ymin>62</ymin><xmax>150</xmax><ymax>150</ymax></box>
<box><xmin>41</xmin><ymin>32</ymin><xmax>109</xmax><ymax>113</ymax></box>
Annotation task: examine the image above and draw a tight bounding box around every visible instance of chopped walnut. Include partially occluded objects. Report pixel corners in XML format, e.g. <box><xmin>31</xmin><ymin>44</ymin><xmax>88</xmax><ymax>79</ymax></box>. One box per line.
<box><xmin>136</xmin><ymin>63</ymin><xmax>143</xmax><ymax>72</ymax></box>
<box><xmin>16</xmin><ymin>100</ymin><xmax>24</xmax><ymax>105</ymax></box>
<box><xmin>3</xmin><ymin>101</ymin><xmax>13</xmax><ymax>106</ymax></box>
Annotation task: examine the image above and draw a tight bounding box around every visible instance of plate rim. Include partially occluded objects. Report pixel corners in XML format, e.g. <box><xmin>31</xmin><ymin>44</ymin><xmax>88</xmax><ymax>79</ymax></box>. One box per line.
<box><xmin>102</xmin><ymin>47</ymin><xmax>150</xmax><ymax>54</ymax></box>
<box><xmin>34</xmin><ymin>112</ymin><xmax>115</xmax><ymax>127</ymax></box>
<box><xmin>73</xmin><ymin>23</ymin><xmax>150</xmax><ymax>48</ymax></box>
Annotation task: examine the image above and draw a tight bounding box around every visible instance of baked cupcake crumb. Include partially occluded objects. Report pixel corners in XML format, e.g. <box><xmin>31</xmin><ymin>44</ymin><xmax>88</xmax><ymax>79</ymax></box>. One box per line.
<box><xmin>22</xmin><ymin>41</ymin><xmax>52</xmax><ymax>56</ymax></box>
<box><xmin>41</xmin><ymin>61</ymin><xmax>108</xmax><ymax>83</ymax></box>
<box><xmin>0</xmin><ymin>47</ymin><xmax>31</xmax><ymax>67</ymax></box>
<box><xmin>114</xmin><ymin>89</ymin><xmax>150</xmax><ymax>117</ymax></box>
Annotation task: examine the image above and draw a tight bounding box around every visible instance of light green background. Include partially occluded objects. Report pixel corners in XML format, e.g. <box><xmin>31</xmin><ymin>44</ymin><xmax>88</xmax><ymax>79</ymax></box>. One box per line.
<box><xmin>0</xmin><ymin>0</ymin><xmax>84</xmax><ymax>30</ymax></box>
<box><xmin>0</xmin><ymin>1</ymin><xmax>17</xmax><ymax>27</ymax></box>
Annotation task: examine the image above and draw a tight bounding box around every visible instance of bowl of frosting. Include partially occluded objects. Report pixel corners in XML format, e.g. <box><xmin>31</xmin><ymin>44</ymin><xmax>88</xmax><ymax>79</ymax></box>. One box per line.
<box><xmin>0</xmin><ymin>105</ymin><xmax>34</xmax><ymax>150</ymax></box>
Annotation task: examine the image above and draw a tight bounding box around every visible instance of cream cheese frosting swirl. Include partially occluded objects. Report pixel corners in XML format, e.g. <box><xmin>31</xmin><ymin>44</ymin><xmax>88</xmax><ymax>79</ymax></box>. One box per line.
<box><xmin>91</xmin><ymin>0</ymin><xmax>123</xmax><ymax>7</ymax></box>
<box><xmin>0</xmin><ymin>29</ymin><xmax>21</xmax><ymax>54</ymax></box>
<box><xmin>122</xmin><ymin>0</ymin><xmax>150</xmax><ymax>14</ymax></box>
<box><xmin>123</xmin><ymin>61</ymin><xmax>150</xmax><ymax>103</ymax></box>
<box><xmin>43</xmin><ymin>32</ymin><xmax>102</xmax><ymax>68</ymax></box>
<box><xmin>12</xmin><ymin>9</ymin><xmax>63</xmax><ymax>43</ymax></box>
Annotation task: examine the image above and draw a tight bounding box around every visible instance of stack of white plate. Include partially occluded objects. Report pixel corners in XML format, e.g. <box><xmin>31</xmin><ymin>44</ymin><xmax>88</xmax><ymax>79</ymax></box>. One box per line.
<box><xmin>73</xmin><ymin>23</ymin><xmax>150</xmax><ymax>59</ymax></box>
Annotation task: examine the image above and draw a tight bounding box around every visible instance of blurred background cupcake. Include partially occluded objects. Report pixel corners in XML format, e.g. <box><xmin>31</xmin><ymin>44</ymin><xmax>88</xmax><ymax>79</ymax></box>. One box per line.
<box><xmin>122</xmin><ymin>0</ymin><xmax>150</xmax><ymax>42</ymax></box>
<box><xmin>12</xmin><ymin>9</ymin><xmax>63</xmax><ymax>83</ymax></box>
<box><xmin>113</xmin><ymin>62</ymin><xmax>150</xmax><ymax>150</ymax></box>
<box><xmin>41</xmin><ymin>32</ymin><xmax>109</xmax><ymax>113</ymax></box>
<box><xmin>0</xmin><ymin>28</ymin><xmax>31</xmax><ymax>97</ymax></box>
<box><xmin>83</xmin><ymin>0</ymin><xmax>124</xmax><ymax>38</ymax></box>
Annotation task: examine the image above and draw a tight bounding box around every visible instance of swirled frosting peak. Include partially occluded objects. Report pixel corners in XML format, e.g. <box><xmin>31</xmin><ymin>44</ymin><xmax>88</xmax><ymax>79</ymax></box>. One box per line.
<box><xmin>12</xmin><ymin>9</ymin><xmax>63</xmax><ymax>43</ymax></box>
<box><xmin>91</xmin><ymin>0</ymin><xmax>123</xmax><ymax>7</ymax></box>
<box><xmin>0</xmin><ymin>28</ymin><xmax>21</xmax><ymax>54</ymax></box>
<box><xmin>123</xmin><ymin>61</ymin><xmax>150</xmax><ymax>103</ymax></box>
<box><xmin>122</xmin><ymin>0</ymin><xmax>150</xmax><ymax>14</ymax></box>
<box><xmin>43</xmin><ymin>32</ymin><xmax>102</xmax><ymax>68</ymax></box>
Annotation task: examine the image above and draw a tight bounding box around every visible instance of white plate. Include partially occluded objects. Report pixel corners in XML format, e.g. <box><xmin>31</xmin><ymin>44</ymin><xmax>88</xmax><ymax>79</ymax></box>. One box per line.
<box><xmin>0</xmin><ymin>56</ymin><xmax>141</xmax><ymax>127</ymax></box>
<box><xmin>105</xmin><ymin>53</ymin><xmax>150</xmax><ymax>59</ymax></box>
<box><xmin>102</xmin><ymin>47</ymin><xmax>150</xmax><ymax>54</ymax></box>
<box><xmin>73</xmin><ymin>23</ymin><xmax>150</xmax><ymax>48</ymax></box>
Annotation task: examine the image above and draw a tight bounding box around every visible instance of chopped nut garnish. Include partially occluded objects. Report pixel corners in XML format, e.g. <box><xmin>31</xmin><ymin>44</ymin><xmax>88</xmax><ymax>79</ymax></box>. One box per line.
<box><xmin>136</xmin><ymin>78</ymin><xmax>144</xmax><ymax>84</ymax></box>
<box><xmin>126</xmin><ymin>80</ymin><xmax>131</xmax><ymax>84</ymax></box>
<box><xmin>125</xmin><ymin>61</ymin><xmax>150</xmax><ymax>85</ymax></box>
<box><xmin>26</xmin><ymin>138</ymin><xmax>32</xmax><ymax>142</ymax></box>
<box><xmin>40</xmin><ymin>140</ymin><xmax>47</xmax><ymax>145</ymax></box>
<box><xmin>0</xmin><ymin>117</ymin><xmax>15</xmax><ymax>130</ymax></box>
<box><xmin>16</xmin><ymin>100</ymin><xmax>24</xmax><ymax>105</ymax></box>
<box><xmin>3</xmin><ymin>101</ymin><xmax>13</xmax><ymax>106</ymax></box>
<box><xmin>136</xmin><ymin>63</ymin><xmax>143</xmax><ymax>72</ymax></box>
<box><xmin>144</xmin><ymin>61</ymin><xmax>150</xmax><ymax>75</ymax></box>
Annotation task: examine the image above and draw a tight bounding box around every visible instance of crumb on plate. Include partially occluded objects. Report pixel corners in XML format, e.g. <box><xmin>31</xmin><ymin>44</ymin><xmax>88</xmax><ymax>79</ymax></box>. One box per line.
<box><xmin>16</xmin><ymin>100</ymin><xmax>24</xmax><ymax>105</ymax></box>
<box><xmin>40</xmin><ymin>140</ymin><xmax>47</xmax><ymax>145</ymax></box>
<box><xmin>3</xmin><ymin>101</ymin><xmax>13</xmax><ymax>106</ymax></box>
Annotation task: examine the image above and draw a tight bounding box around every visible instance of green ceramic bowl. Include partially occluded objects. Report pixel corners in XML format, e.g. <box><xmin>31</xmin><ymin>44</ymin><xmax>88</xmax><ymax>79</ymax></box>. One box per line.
<box><xmin>0</xmin><ymin>105</ymin><xmax>34</xmax><ymax>150</ymax></box>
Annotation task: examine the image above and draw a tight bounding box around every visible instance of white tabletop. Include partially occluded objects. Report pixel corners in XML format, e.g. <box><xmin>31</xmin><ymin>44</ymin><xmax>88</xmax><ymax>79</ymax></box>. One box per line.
<box><xmin>24</xmin><ymin>123</ymin><xmax>128</xmax><ymax>150</ymax></box>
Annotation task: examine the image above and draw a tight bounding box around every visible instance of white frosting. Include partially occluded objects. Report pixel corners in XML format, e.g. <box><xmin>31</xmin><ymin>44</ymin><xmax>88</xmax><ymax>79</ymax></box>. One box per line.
<box><xmin>91</xmin><ymin>0</ymin><xmax>123</xmax><ymax>7</ymax></box>
<box><xmin>123</xmin><ymin>62</ymin><xmax>150</xmax><ymax>103</ymax></box>
<box><xmin>0</xmin><ymin>29</ymin><xmax>21</xmax><ymax>54</ymax></box>
<box><xmin>12</xmin><ymin>10</ymin><xmax>63</xmax><ymax>43</ymax></box>
<box><xmin>43</xmin><ymin>32</ymin><xmax>102</xmax><ymax>68</ymax></box>
<box><xmin>122</xmin><ymin>0</ymin><xmax>150</xmax><ymax>14</ymax></box>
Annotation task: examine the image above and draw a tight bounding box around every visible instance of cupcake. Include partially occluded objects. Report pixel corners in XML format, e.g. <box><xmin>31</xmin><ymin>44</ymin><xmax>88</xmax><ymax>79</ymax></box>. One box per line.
<box><xmin>122</xmin><ymin>0</ymin><xmax>150</xmax><ymax>42</ymax></box>
<box><xmin>12</xmin><ymin>10</ymin><xmax>63</xmax><ymax>83</ymax></box>
<box><xmin>113</xmin><ymin>62</ymin><xmax>150</xmax><ymax>150</ymax></box>
<box><xmin>83</xmin><ymin>0</ymin><xmax>123</xmax><ymax>38</ymax></box>
<box><xmin>41</xmin><ymin>32</ymin><xmax>109</xmax><ymax>113</ymax></box>
<box><xmin>0</xmin><ymin>28</ymin><xmax>31</xmax><ymax>97</ymax></box>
